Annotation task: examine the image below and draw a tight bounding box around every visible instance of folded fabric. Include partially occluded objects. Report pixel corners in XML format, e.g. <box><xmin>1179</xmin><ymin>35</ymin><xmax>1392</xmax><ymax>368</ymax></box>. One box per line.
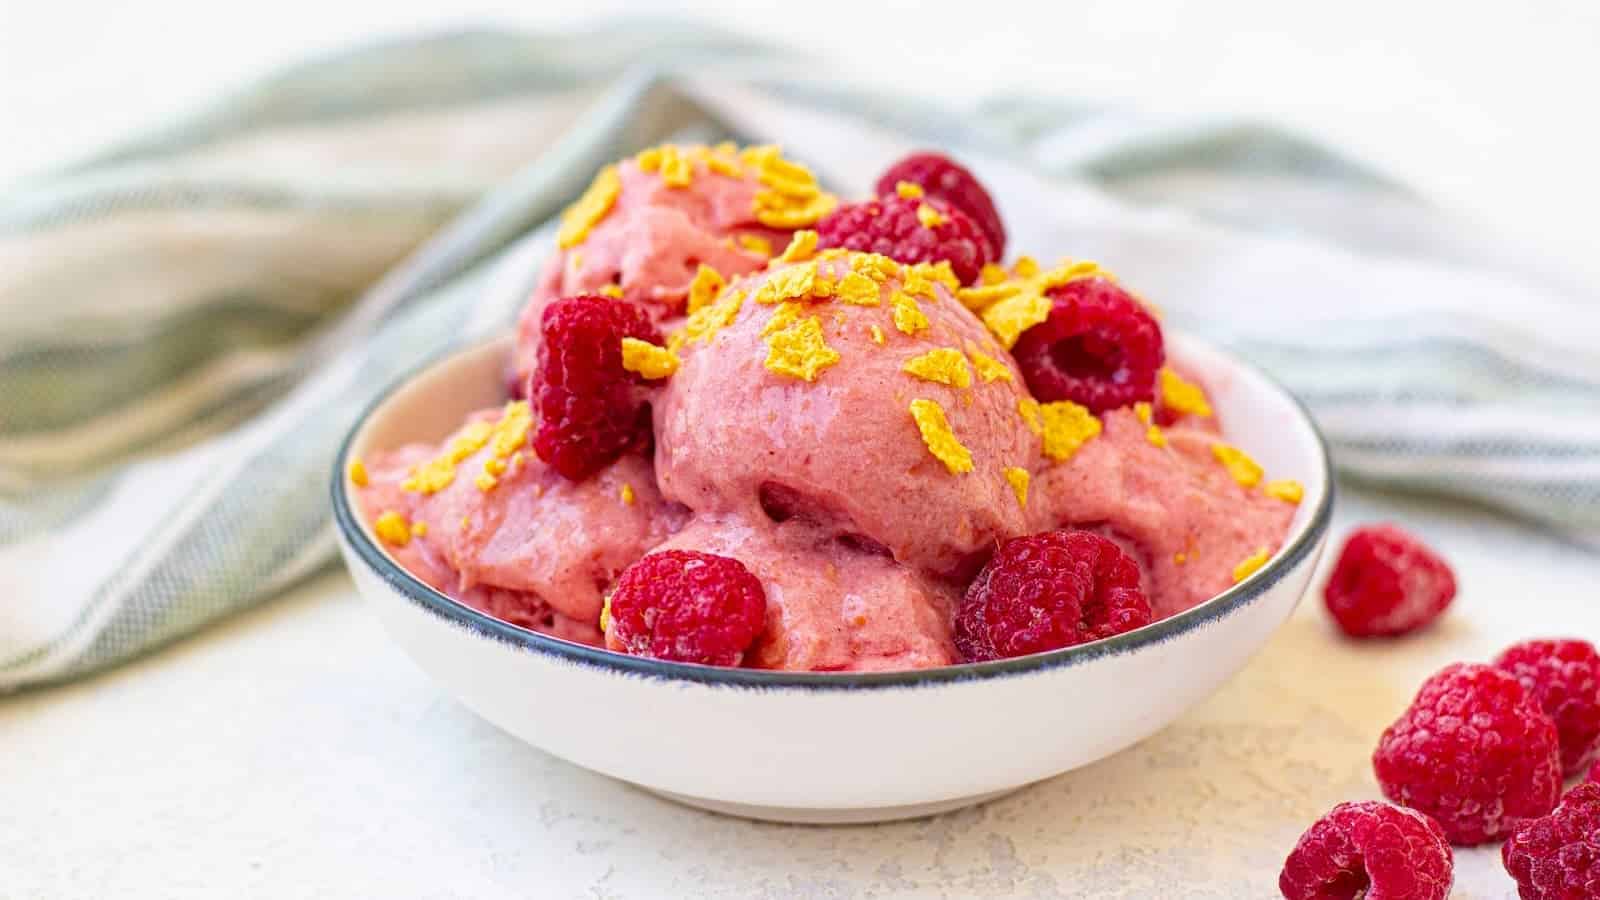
<box><xmin>3</xmin><ymin>25</ymin><xmax>1596</xmax><ymax>692</ymax></box>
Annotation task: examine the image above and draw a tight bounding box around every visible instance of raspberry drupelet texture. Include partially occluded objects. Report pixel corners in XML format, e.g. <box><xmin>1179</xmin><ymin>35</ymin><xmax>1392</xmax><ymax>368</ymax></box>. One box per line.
<box><xmin>814</xmin><ymin>195</ymin><xmax>994</xmax><ymax>285</ymax></box>
<box><xmin>955</xmin><ymin>530</ymin><xmax>1152</xmax><ymax>662</ymax></box>
<box><xmin>604</xmin><ymin>550</ymin><xmax>767</xmax><ymax>667</ymax></box>
<box><xmin>875</xmin><ymin>151</ymin><xmax>1007</xmax><ymax>260</ymax></box>
<box><xmin>1502</xmin><ymin>781</ymin><xmax>1600</xmax><ymax>900</ymax></box>
<box><xmin>1323</xmin><ymin>524</ymin><xmax>1456</xmax><ymax>638</ymax></box>
<box><xmin>1010</xmin><ymin>276</ymin><xmax>1165</xmax><ymax>414</ymax></box>
<box><xmin>1278</xmin><ymin>801</ymin><xmax>1453</xmax><ymax>900</ymax></box>
<box><xmin>1495</xmin><ymin>639</ymin><xmax>1600</xmax><ymax>775</ymax></box>
<box><xmin>532</xmin><ymin>295</ymin><xmax>661</xmax><ymax>481</ymax></box>
<box><xmin>1373</xmin><ymin>662</ymin><xmax>1562</xmax><ymax>845</ymax></box>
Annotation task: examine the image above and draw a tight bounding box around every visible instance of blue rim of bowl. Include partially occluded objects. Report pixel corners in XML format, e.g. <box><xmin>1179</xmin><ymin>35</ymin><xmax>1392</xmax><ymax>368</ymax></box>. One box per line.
<box><xmin>331</xmin><ymin>336</ymin><xmax>1334</xmax><ymax>691</ymax></box>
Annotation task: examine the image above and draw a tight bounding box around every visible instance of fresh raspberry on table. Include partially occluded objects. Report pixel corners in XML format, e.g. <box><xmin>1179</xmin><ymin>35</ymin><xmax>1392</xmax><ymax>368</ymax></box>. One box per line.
<box><xmin>874</xmin><ymin>151</ymin><xmax>1007</xmax><ymax>260</ymax></box>
<box><xmin>1323</xmin><ymin>524</ymin><xmax>1456</xmax><ymax>638</ymax></box>
<box><xmin>1373</xmin><ymin>662</ymin><xmax>1562</xmax><ymax>845</ymax></box>
<box><xmin>1502</xmin><ymin>780</ymin><xmax>1600</xmax><ymax>900</ymax></box>
<box><xmin>604</xmin><ymin>550</ymin><xmax>767</xmax><ymax>667</ymax></box>
<box><xmin>1010</xmin><ymin>276</ymin><xmax>1165</xmax><ymax>414</ymax></box>
<box><xmin>1495</xmin><ymin>639</ymin><xmax>1600</xmax><ymax>775</ymax></box>
<box><xmin>814</xmin><ymin>195</ymin><xmax>994</xmax><ymax>285</ymax></box>
<box><xmin>1278</xmin><ymin>801</ymin><xmax>1453</xmax><ymax>900</ymax></box>
<box><xmin>531</xmin><ymin>294</ymin><xmax>661</xmax><ymax>481</ymax></box>
<box><xmin>955</xmin><ymin>530</ymin><xmax>1151</xmax><ymax>662</ymax></box>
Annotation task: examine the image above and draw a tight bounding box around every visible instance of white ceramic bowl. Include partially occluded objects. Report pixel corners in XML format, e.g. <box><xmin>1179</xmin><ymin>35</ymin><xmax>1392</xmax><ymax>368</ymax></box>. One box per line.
<box><xmin>333</xmin><ymin>333</ymin><xmax>1332</xmax><ymax>824</ymax></box>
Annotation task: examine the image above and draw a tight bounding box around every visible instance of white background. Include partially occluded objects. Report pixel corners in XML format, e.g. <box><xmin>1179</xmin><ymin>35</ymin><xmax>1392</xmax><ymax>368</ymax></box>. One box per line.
<box><xmin>3</xmin><ymin>0</ymin><xmax>1598</xmax><ymax>288</ymax></box>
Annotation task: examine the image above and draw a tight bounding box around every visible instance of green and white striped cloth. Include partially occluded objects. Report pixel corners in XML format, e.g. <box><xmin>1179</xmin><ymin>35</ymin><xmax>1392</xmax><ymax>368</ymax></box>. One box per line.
<box><xmin>4</xmin><ymin>25</ymin><xmax>1597</xmax><ymax>691</ymax></box>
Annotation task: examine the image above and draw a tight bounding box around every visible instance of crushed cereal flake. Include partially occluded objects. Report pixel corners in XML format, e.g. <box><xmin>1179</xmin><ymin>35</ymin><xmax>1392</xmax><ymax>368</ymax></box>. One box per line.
<box><xmin>1040</xmin><ymin>400</ymin><xmax>1102</xmax><ymax>462</ymax></box>
<box><xmin>410</xmin><ymin>521</ymin><xmax>428</xmax><ymax>538</ymax></box>
<box><xmin>908</xmin><ymin>399</ymin><xmax>974</xmax><ymax>474</ymax></box>
<box><xmin>902</xmin><ymin>348</ymin><xmax>972</xmax><ymax>388</ymax></box>
<box><xmin>762</xmin><ymin>301</ymin><xmax>806</xmax><ymax>338</ymax></box>
<box><xmin>557</xmin><ymin>165</ymin><xmax>620</xmax><ymax>249</ymax></box>
<box><xmin>1212</xmin><ymin>442</ymin><xmax>1264</xmax><ymax>488</ymax></box>
<box><xmin>892</xmin><ymin>291</ymin><xmax>930</xmax><ymax>335</ymax></box>
<box><xmin>1004</xmin><ymin>466</ymin><xmax>1030</xmax><ymax>509</ymax></box>
<box><xmin>670</xmin><ymin>289</ymin><xmax>745</xmax><ymax>351</ymax></box>
<box><xmin>401</xmin><ymin>420</ymin><xmax>495</xmax><ymax>494</ymax></box>
<box><xmin>1232</xmin><ymin>547</ymin><xmax>1271</xmax><ymax>583</ymax></box>
<box><xmin>916</xmin><ymin>203</ymin><xmax>946</xmax><ymax>229</ymax></box>
<box><xmin>374</xmin><ymin>510</ymin><xmax>411</xmax><ymax>547</ymax></box>
<box><xmin>1017</xmin><ymin>397</ymin><xmax>1044</xmax><ymax>436</ymax></box>
<box><xmin>686</xmin><ymin>264</ymin><xmax>725</xmax><ymax>314</ymax></box>
<box><xmin>1160</xmin><ymin>367</ymin><xmax>1214</xmax><ymax>417</ymax></box>
<box><xmin>348</xmin><ymin>458</ymin><xmax>369</xmax><ymax>487</ymax></box>
<box><xmin>599</xmin><ymin>283</ymin><xmax>624</xmax><ymax>299</ymax></box>
<box><xmin>754</xmin><ymin>262</ymin><xmax>818</xmax><ymax>305</ymax></box>
<box><xmin>621</xmin><ymin>337</ymin><xmax>681</xmax><ymax>379</ymax></box>
<box><xmin>894</xmin><ymin>180</ymin><xmax>925</xmax><ymax>200</ymax></box>
<box><xmin>737</xmin><ymin>234</ymin><xmax>772</xmax><ymax>256</ymax></box>
<box><xmin>968</xmin><ymin>347</ymin><xmax>1013</xmax><ymax>383</ymax></box>
<box><xmin>620</xmin><ymin>483</ymin><xmax>636</xmax><ymax>505</ymax></box>
<box><xmin>837</xmin><ymin>271</ymin><xmax>881</xmax><ymax>306</ymax></box>
<box><xmin>779</xmin><ymin>229</ymin><xmax>819</xmax><ymax>263</ymax></box>
<box><xmin>1264</xmin><ymin>480</ymin><xmax>1304</xmax><ymax>503</ymax></box>
<box><xmin>765</xmin><ymin>316</ymin><xmax>841</xmax><ymax>382</ymax></box>
<box><xmin>870</xmin><ymin>324</ymin><xmax>887</xmax><ymax>345</ymax></box>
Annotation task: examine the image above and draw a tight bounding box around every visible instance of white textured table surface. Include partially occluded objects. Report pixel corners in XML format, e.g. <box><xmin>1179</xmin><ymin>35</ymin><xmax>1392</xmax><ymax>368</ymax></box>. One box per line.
<box><xmin>5</xmin><ymin>484</ymin><xmax>1594</xmax><ymax>899</ymax></box>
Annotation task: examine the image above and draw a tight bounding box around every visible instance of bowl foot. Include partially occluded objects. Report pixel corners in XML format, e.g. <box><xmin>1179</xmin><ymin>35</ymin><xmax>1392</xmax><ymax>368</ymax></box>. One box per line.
<box><xmin>639</xmin><ymin>785</ymin><xmax>1027</xmax><ymax>824</ymax></box>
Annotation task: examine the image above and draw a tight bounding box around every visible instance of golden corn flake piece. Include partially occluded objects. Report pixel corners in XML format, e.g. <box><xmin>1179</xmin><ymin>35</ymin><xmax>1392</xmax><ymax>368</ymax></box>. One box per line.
<box><xmin>764</xmin><ymin>316</ymin><xmax>841</xmax><ymax>382</ymax></box>
<box><xmin>892</xmin><ymin>291</ymin><xmax>930</xmax><ymax>335</ymax></box>
<box><xmin>737</xmin><ymin>234</ymin><xmax>772</xmax><ymax>256</ymax></box>
<box><xmin>1039</xmin><ymin>400</ymin><xmax>1102</xmax><ymax>462</ymax></box>
<box><xmin>620</xmin><ymin>483</ymin><xmax>636</xmax><ymax>506</ymax></box>
<box><xmin>762</xmin><ymin>301</ymin><xmax>806</xmax><ymax>338</ymax></box>
<box><xmin>1212</xmin><ymin>442</ymin><xmax>1264</xmax><ymax>488</ymax></box>
<box><xmin>1160</xmin><ymin>367</ymin><xmax>1214</xmax><ymax>417</ymax></box>
<box><xmin>1004</xmin><ymin>466</ymin><xmax>1031</xmax><ymax>509</ymax></box>
<box><xmin>1264</xmin><ymin>479</ymin><xmax>1305</xmax><ymax>504</ymax></box>
<box><xmin>812</xmin><ymin>276</ymin><xmax>837</xmax><ymax>300</ymax></box>
<box><xmin>1017</xmin><ymin>397</ymin><xmax>1044</xmax><ymax>436</ymax></box>
<box><xmin>870</xmin><ymin>324</ymin><xmax>887</xmax><ymax>345</ymax></box>
<box><xmin>659</xmin><ymin>146</ymin><xmax>693</xmax><ymax>188</ymax></box>
<box><xmin>916</xmin><ymin>203</ymin><xmax>946</xmax><ymax>229</ymax></box>
<box><xmin>671</xmin><ymin>289</ymin><xmax>745</xmax><ymax>351</ymax></box>
<box><xmin>850</xmin><ymin>252</ymin><xmax>901</xmax><ymax>283</ymax></box>
<box><xmin>374</xmin><ymin>510</ymin><xmax>412</xmax><ymax>547</ymax></box>
<box><xmin>474</xmin><ymin>473</ymin><xmax>498</xmax><ymax>492</ymax></box>
<box><xmin>557</xmin><ymin>165</ymin><xmax>621</xmax><ymax>249</ymax></box>
<box><xmin>902</xmin><ymin>348</ymin><xmax>972</xmax><ymax>388</ymax></box>
<box><xmin>968</xmin><ymin>348</ymin><xmax>1013</xmax><ymax>383</ymax></box>
<box><xmin>621</xmin><ymin>337</ymin><xmax>681</xmax><ymax>380</ymax></box>
<box><xmin>489</xmin><ymin>402</ymin><xmax>531</xmax><ymax>459</ymax></box>
<box><xmin>1232</xmin><ymin>547</ymin><xmax>1272</xmax><ymax>583</ymax></box>
<box><xmin>955</xmin><ymin>281</ymin><xmax>1021</xmax><ymax>313</ymax></box>
<box><xmin>895</xmin><ymin>180</ymin><xmax>924</xmax><ymax>200</ymax></box>
<box><xmin>599</xmin><ymin>283</ymin><xmax>624</xmax><ymax>299</ymax></box>
<box><xmin>347</xmin><ymin>458</ymin><xmax>369</xmax><ymax>487</ymax></box>
<box><xmin>979</xmin><ymin>263</ymin><xmax>1009</xmax><ymax>285</ymax></box>
<box><xmin>401</xmin><ymin>420</ymin><xmax>495</xmax><ymax>494</ymax></box>
<box><xmin>780</xmin><ymin>229</ymin><xmax>819</xmax><ymax>263</ymax></box>
<box><xmin>908</xmin><ymin>399</ymin><xmax>974</xmax><ymax>474</ymax></box>
<box><xmin>635</xmin><ymin>147</ymin><xmax>663</xmax><ymax>171</ymax></box>
<box><xmin>599</xmin><ymin>595</ymin><xmax>613</xmax><ymax>634</ymax></box>
<box><xmin>410</xmin><ymin>521</ymin><xmax>429</xmax><ymax>538</ymax></box>
<box><xmin>1146</xmin><ymin>425</ymin><xmax>1168</xmax><ymax>448</ymax></box>
<box><xmin>686</xmin><ymin>264</ymin><xmax>725</xmax><ymax>315</ymax></box>
<box><xmin>1012</xmin><ymin>256</ymin><xmax>1041</xmax><ymax>278</ymax></box>
<box><xmin>1133</xmin><ymin>401</ymin><xmax>1153</xmax><ymax>425</ymax></box>
<box><xmin>754</xmin><ymin>262</ymin><xmax>817</xmax><ymax>305</ymax></box>
<box><xmin>982</xmin><ymin>291</ymin><xmax>1052</xmax><ymax>350</ymax></box>
<box><xmin>836</xmin><ymin>270</ymin><xmax>882</xmax><ymax>306</ymax></box>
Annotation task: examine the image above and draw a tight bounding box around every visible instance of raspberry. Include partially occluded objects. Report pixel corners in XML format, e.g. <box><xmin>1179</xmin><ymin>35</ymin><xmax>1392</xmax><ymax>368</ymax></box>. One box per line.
<box><xmin>814</xmin><ymin>195</ymin><xmax>994</xmax><ymax>285</ymax></box>
<box><xmin>1502</xmin><ymin>781</ymin><xmax>1600</xmax><ymax>900</ymax></box>
<box><xmin>1010</xmin><ymin>277</ymin><xmax>1165</xmax><ymax>413</ymax></box>
<box><xmin>1373</xmin><ymin>662</ymin><xmax>1562</xmax><ymax>845</ymax></box>
<box><xmin>1278</xmin><ymin>801</ymin><xmax>1453</xmax><ymax>900</ymax></box>
<box><xmin>955</xmin><ymin>530</ymin><xmax>1151</xmax><ymax>662</ymax></box>
<box><xmin>605</xmin><ymin>550</ymin><xmax>767</xmax><ymax>667</ymax></box>
<box><xmin>875</xmin><ymin>151</ymin><xmax>1007</xmax><ymax>260</ymax></box>
<box><xmin>531</xmin><ymin>295</ymin><xmax>660</xmax><ymax>481</ymax></box>
<box><xmin>1495</xmin><ymin>639</ymin><xmax>1600</xmax><ymax>775</ymax></box>
<box><xmin>1323</xmin><ymin>524</ymin><xmax>1456</xmax><ymax>638</ymax></box>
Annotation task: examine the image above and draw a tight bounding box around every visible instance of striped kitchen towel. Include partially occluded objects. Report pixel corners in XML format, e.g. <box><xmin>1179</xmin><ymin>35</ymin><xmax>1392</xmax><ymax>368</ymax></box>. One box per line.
<box><xmin>3</xmin><ymin>25</ymin><xmax>1596</xmax><ymax>691</ymax></box>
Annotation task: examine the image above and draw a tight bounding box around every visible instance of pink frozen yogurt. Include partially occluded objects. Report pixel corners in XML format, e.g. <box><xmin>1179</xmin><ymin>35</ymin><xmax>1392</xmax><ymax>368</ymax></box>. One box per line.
<box><xmin>355</xmin><ymin>144</ymin><xmax>1303</xmax><ymax>673</ymax></box>
<box><xmin>510</xmin><ymin>144</ymin><xmax>822</xmax><ymax>390</ymax></box>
